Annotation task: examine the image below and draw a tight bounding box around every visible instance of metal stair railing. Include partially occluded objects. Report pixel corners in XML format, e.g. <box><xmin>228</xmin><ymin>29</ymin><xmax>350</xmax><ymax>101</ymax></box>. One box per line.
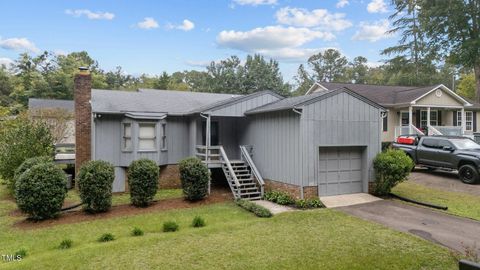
<box><xmin>219</xmin><ymin>146</ymin><xmax>241</xmax><ymax>198</ymax></box>
<box><xmin>240</xmin><ymin>145</ymin><xmax>264</xmax><ymax>197</ymax></box>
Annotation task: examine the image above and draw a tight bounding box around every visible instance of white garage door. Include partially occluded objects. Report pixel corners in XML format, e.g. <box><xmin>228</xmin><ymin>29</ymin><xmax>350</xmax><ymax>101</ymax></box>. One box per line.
<box><xmin>318</xmin><ymin>147</ymin><xmax>364</xmax><ymax>196</ymax></box>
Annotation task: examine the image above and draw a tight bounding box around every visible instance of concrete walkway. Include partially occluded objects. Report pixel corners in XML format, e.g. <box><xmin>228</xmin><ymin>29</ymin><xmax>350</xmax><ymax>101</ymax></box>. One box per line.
<box><xmin>252</xmin><ymin>200</ymin><xmax>295</xmax><ymax>215</ymax></box>
<box><xmin>320</xmin><ymin>193</ymin><xmax>382</xmax><ymax>208</ymax></box>
<box><xmin>339</xmin><ymin>200</ymin><xmax>480</xmax><ymax>255</ymax></box>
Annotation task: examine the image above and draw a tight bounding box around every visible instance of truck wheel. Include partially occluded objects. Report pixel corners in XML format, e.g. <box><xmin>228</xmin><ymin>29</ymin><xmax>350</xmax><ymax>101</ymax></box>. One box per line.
<box><xmin>458</xmin><ymin>164</ymin><xmax>479</xmax><ymax>184</ymax></box>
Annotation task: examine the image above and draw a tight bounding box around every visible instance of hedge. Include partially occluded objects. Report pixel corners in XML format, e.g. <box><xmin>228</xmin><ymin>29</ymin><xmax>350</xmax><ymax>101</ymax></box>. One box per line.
<box><xmin>178</xmin><ymin>157</ymin><xmax>210</xmax><ymax>201</ymax></box>
<box><xmin>128</xmin><ymin>159</ymin><xmax>159</xmax><ymax>207</ymax></box>
<box><xmin>77</xmin><ymin>160</ymin><xmax>115</xmax><ymax>213</ymax></box>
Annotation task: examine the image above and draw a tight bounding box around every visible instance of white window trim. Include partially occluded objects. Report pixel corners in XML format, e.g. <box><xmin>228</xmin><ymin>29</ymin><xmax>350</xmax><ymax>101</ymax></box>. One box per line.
<box><xmin>399</xmin><ymin>111</ymin><xmax>409</xmax><ymax>127</ymax></box>
<box><xmin>420</xmin><ymin>110</ymin><xmax>438</xmax><ymax>128</ymax></box>
<box><xmin>138</xmin><ymin>122</ymin><xmax>157</xmax><ymax>152</ymax></box>
<box><xmin>121</xmin><ymin>122</ymin><xmax>133</xmax><ymax>152</ymax></box>
<box><xmin>457</xmin><ymin>111</ymin><xmax>473</xmax><ymax>131</ymax></box>
<box><xmin>161</xmin><ymin>122</ymin><xmax>167</xmax><ymax>151</ymax></box>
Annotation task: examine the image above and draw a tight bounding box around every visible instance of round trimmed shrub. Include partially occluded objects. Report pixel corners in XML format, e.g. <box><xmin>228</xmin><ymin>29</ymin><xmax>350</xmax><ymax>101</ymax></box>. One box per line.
<box><xmin>128</xmin><ymin>159</ymin><xmax>159</xmax><ymax>207</ymax></box>
<box><xmin>373</xmin><ymin>149</ymin><xmax>414</xmax><ymax>196</ymax></box>
<box><xmin>14</xmin><ymin>156</ymin><xmax>53</xmax><ymax>187</ymax></box>
<box><xmin>178</xmin><ymin>157</ymin><xmax>210</xmax><ymax>201</ymax></box>
<box><xmin>77</xmin><ymin>160</ymin><xmax>115</xmax><ymax>213</ymax></box>
<box><xmin>15</xmin><ymin>162</ymin><xmax>67</xmax><ymax>220</ymax></box>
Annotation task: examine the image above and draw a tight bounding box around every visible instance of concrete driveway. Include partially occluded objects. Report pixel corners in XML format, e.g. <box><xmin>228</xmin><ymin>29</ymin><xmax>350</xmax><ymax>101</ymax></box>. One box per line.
<box><xmin>410</xmin><ymin>168</ymin><xmax>480</xmax><ymax>196</ymax></box>
<box><xmin>338</xmin><ymin>200</ymin><xmax>480</xmax><ymax>255</ymax></box>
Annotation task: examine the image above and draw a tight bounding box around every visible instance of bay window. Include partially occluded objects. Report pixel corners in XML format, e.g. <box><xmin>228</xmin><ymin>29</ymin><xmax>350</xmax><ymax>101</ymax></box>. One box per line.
<box><xmin>138</xmin><ymin>123</ymin><xmax>156</xmax><ymax>151</ymax></box>
<box><xmin>122</xmin><ymin>123</ymin><xmax>132</xmax><ymax>151</ymax></box>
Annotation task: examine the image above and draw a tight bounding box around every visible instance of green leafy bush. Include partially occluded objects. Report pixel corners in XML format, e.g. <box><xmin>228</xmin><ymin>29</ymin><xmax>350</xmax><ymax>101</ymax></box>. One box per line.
<box><xmin>294</xmin><ymin>198</ymin><xmax>324</xmax><ymax>209</ymax></box>
<box><xmin>13</xmin><ymin>156</ymin><xmax>53</xmax><ymax>191</ymax></box>
<box><xmin>178</xmin><ymin>157</ymin><xmax>210</xmax><ymax>201</ymax></box>
<box><xmin>77</xmin><ymin>160</ymin><xmax>115</xmax><ymax>213</ymax></box>
<box><xmin>263</xmin><ymin>191</ymin><xmax>295</xmax><ymax>205</ymax></box>
<box><xmin>58</xmin><ymin>239</ymin><xmax>73</xmax><ymax>249</ymax></box>
<box><xmin>0</xmin><ymin>116</ymin><xmax>54</xmax><ymax>191</ymax></box>
<box><xmin>373</xmin><ymin>149</ymin><xmax>414</xmax><ymax>196</ymax></box>
<box><xmin>192</xmin><ymin>216</ymin><xmax>206</xmax><ymax>228</ymax></box>
<box><xmin>235</xmin><ymin>199</ymin><xmax>272</xmax><ymax>218</ymax></box>
<box><xmin>128</xmin><ymin>159</ymin><xmax>159</xmax><ymax>207</ymax></box>
<box><xmin>14</xmin><ymin>248</ymin><xmax>27</xmax><ymax>258</ymax></box>
<box><xmin>131</xmin><ymin>227</ymin><xmax>144</xmax><ymax>236</ymax></box>
<box><xmin>15</xmin><ymin>162</ymin><xmax>67</xmax><ymax>220</ymax></box>
<box><xmin>98</xmin><ymin>233</ymin><xmax>115</xmax><ymax>242</ymax></box>
<box><xmin>163</xmin><ymin>221</ymin><xmax>179</xmax><ymax>232</ymax></box>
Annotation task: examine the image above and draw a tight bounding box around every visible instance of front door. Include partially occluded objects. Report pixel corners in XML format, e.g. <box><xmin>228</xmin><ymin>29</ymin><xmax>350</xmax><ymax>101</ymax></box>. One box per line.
<box><xmin>202</xmin><ymin>121</ymin><xmax>219</xmax><ymax>145</ymax></box>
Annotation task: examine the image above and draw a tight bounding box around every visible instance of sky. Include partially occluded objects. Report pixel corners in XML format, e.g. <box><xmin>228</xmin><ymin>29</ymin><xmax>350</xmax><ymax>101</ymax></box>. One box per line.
<box><xmin>0</xmin><ymin>0</ymin><xmax>397</xmax><ymax>82</ymax></box>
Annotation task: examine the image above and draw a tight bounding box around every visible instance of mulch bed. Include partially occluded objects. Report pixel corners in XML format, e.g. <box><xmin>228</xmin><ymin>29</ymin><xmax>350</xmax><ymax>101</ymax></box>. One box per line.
<box><xmin>12</xmin><ymin>189</ymin><xmax>232</xmax><ymax>230</ymax></box>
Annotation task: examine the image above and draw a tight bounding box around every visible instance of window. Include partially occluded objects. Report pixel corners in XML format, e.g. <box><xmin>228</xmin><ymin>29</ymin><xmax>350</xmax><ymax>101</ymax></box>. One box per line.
<box><xmin>457</xmin><ymin>111</ymin><xmax>473</xmax><ymax>131</ymax></box>
<box><xmin>122</xmin><ymin>123</ymin><xmax>132</xmax><ymax>151</ymax></box>
<box><xmin>420</xmin><ymin>110</ymin><xmax>437</xmax><ymax>129</ymax></box>
<box><xmin>161</xmin><ymin>123</ymin><xmax>167</xmax><ymax>150</ymax></box>
<box><xmin>138</xmin><ymin>123</ymin><xmax>156</xmax><ymax>151</ymax></box>
<box><xmin>382</xmin><ymin>114</ymin><xmax>388</xmax><ymax>132</ymax></box>
<box><xmin>437</xmin><ymin>140</ymin><xmax>453</xmax><ymax>150</ymax></box>
<box><xmin>422</xmin><ymin>138</ymin><xmax>438</xmax><ymax>148</ymax></box>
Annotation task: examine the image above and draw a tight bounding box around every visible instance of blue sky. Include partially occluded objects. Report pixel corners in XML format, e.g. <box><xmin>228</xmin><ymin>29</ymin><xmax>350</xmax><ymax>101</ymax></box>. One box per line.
<box><xmin>0</xmin><ymin>0</ymin><xmax>396</xmax><ymax>82</ymax></box>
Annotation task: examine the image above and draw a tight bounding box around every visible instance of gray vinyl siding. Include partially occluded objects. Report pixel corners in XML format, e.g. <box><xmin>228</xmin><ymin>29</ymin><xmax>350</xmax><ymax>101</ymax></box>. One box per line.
<box><xmin>300</xmin><ymin>92</ymin><xmax>381</xmax><ymax>191</ymax></box>
<box><xmin>241</xmin><ymin>92</ymin><xmax>382</xmax><ymax>193</ymax></box>
<box><xmin>94</xmin><ymin>115</ymin><xmax>122</xmax><ymax>165</ymax></box>
<box><xmin>240</xmin><ymin>110</ymin><xmax>302</xmax><ymax>186</ymax></box>
<box><xmin>166</xmin><ymin>116</ymin><xmax>190</xmax><ymax>164</ymax></box>
<box><xmin>208</xmin><ymin>93</ymin><xmax>281</xmax><ymax>117</ymax></box>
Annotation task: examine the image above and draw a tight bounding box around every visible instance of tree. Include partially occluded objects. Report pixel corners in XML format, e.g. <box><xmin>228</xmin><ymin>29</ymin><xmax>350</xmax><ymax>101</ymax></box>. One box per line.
<box><xmin>293</xmin><ymin>64</ymin><xmax>314</xmax><ymax>95</ymax></box>
<box><xmin>457</xmin><ymin>73</ymin><xmax>476</xmax><ymax>100</ymax></box>
<box><xmin>348</xmin><ymin>56</ymin><xmax>369</xmax><ymax>84</ymax></box>
<box><xmin>418</xmin><ymin>0</ymin><xmax>480</xmax><ymax>101</ymax></box>
<box><xmin>155</xmin><ymin>72</ymin><xmax>171</xmax><ymax>89</ymax></box>
<box><xmin>30</xmin><ymin>108</ymin><xmax>74</xmax><ymax>144</ymax></box>
<box><xmin>0</xmin><ymin>66</ymin><xmax>13</xmax><ymax>106</ymax></box>
<box><xmin>308</xmin><ymin>49</ymin><xmax>348</xmax><ymax>82</ymax></box>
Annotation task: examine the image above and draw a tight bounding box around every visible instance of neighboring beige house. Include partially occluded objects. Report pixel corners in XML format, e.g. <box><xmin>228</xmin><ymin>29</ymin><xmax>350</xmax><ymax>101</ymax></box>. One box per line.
<box><xmin>28</xmin><ymin>98</ymin><xmax>75</xmax><ymax>144</ymax></box>
<box><xmin>306</xmin><ymin>82</ymin><xmax>480</xmax><ymax>142</ymax></box>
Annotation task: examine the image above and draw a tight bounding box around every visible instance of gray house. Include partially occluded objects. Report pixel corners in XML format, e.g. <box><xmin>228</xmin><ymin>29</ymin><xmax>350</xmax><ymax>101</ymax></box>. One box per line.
<box><xmin>74</xmin><ymin>69</ymin><xmax>384</xmax><ymax>199</ymax></box>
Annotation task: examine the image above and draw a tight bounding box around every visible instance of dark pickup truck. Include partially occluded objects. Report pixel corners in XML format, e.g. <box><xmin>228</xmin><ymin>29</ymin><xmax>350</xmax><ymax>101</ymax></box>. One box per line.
<box><xmin>393</xmin><ymin>135</ymin><xmax>480</xmax><ymax>184</ymax></box>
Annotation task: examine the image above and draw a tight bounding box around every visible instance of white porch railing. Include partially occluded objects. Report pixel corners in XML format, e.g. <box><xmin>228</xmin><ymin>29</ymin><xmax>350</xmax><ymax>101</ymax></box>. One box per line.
<box><xmin>240</xmin><ymin>145</ymin><xmax>264</xmax><ymax>197</ymax></box>
<box><xmin>430</xmin><ymin>126</ymin><xmax>463</xmax><ymax>136</ymax></box>
<box><xmin>394</xmin><ymin>124</ymin><xmax>425</xmax><ymax>138</ymax></box>
<box><xmin>427</xmin><ymin>125</ymin><xmax>442</xmax><ymax>136</ymax></box>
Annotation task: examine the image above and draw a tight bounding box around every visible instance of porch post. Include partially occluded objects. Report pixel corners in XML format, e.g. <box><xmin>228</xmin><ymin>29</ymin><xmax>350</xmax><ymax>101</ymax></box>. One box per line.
<box><xmin>427</xmin><ymin>107</ymin><xmax>431</xmax><ymax>135</ymax></box>
<box><xmin>408</xmin><ymin>106</ymin><xmax>413</xmax><ymax>134</ymax></box>
<box><xmin>206</xmin><ymin>115</ymin><xmax>211</xmax><ymax>161</ymax></box>
<box><xmin>461</xmin><ymin>108</ymin><xmax>466</xmax><ymax>135</ymax></box>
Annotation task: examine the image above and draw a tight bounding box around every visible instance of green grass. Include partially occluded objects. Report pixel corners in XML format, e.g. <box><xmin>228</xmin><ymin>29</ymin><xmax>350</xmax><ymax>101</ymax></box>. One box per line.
<box><xmin>65</xmin><ymin>188</ymin><xmax>183</xmax><ymax>206</ymax></box>
<box><xmin>392</xmin><ymin>181</ymin><xmax>480</xmax><ymax>221</ymax></box>
<box><xmin>0</xmin><ymin>184</ymin><xmax>460</xmax><ymax>269</ymax></box>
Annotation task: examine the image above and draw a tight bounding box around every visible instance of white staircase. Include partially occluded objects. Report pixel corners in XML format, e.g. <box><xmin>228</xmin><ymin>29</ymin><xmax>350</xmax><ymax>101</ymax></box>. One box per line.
<box><xmin>222</xmin><ymin>160</ymin><xmax>262</xmax><ymax>200</ymax></box>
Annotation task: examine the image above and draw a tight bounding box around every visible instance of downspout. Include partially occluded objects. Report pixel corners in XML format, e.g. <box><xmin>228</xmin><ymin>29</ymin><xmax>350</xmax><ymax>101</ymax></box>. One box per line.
<box><xmin>91</xmin><ymin>112</ymin><xmax>96</xmax><ymax>160</ymax></box>
<box><xmin>200</xmin><ymin>113</ymin><xmax>210</xmax><ymax>161</ymax></box>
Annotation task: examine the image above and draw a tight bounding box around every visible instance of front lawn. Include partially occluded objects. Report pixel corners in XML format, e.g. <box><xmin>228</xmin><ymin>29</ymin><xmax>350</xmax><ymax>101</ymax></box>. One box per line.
<box><xmin>0</xmin><ymin>184</ymin><xmax>459</xmax><ymax>269</ymax></box>
<box><xmin>392</xmin><ymin>181</ymin><xmax>480</xmax><ymax>221</ymax></box>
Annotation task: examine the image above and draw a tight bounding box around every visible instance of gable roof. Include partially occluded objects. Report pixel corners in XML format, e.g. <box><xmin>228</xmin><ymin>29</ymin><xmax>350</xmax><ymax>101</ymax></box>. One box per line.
<box><xmin>28</xmin><ymin>98</ymin><xmax>74</xmax><ymax>112</ymax></box>
<box><xmin>91</xmin><ymin>89</ymin><xmax>242</xmax><ymax>115</ymax></box>
<box><xmin>309</xmin><ymin>82</ymin><xmax>471</xmax><ymax>107</ymax></box>
<box><xmin>246</xmin><ymin>87</ymin><xmax>384</xmax><ymax>115</ymax></box>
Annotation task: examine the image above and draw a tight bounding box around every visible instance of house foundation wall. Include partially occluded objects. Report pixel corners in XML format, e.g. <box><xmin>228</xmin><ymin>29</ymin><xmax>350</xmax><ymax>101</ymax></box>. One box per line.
<box><xmin>264</xmin><ymin>179</ymin><xmax>301</xmax><ymax>199</ymax></box>
<box><xmin>159</xmin><ymin>164</ymin><xmax>182</xmax><ymax>188</ymax></box>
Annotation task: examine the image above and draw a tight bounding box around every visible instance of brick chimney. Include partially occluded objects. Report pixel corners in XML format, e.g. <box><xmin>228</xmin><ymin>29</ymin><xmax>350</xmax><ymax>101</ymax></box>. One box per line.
<box><xmin>74</xmin><ymin>67</ymin><xmax>92</xmax><ymax>178</ymax></box>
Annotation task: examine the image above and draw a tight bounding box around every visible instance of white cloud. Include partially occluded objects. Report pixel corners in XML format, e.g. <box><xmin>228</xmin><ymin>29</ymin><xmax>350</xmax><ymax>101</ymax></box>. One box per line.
<box><xmin>65</xmin><ymin>9</ymin><xmax>115</xmax><ymax>20</ymax></box>
<box><xmin>366</xmin><ymin>61</ymin><xmax>383</xmax><ymax>68</ymax></box>
<box><xmin>0</xmin><ymin>37</ymin><xmax>40</xmax><ymax>53</ymax></box>
<box><xmin>336</xmin><ymin>0</ymin><xmax>349</xmax><ymax>8</ymax></box>
<box><xmin>217</xmin><ymin>26</ymin><xmax>336</xmax><ymax>62</ymax></box>
<box><xmin>137</xmin><ymin>17</ymin><xmax>159</xmax><ymax>29</ymax></box>
<box><xmin>232</xmin><ymin>0</ymin><xmax>277</xmax><ymax>6</ymax></box>
<box><xmin>275</xmin><ymin>7</ymin><xmax>352</xmax><ymax>31</ymax></box>
<box><xmin>352</xmin><ymin>19</ymin><xmax>392</xmax><ymax>42</ymax></box>
<box><xmin>367</xmin><ymin>0</ymin><xmax>388</xmax><ymax>13</ymax></box>
<box><xmin>185</xmin><ymin>60</ymin><xmax>212</xmax><ymax>67</ymax></box>
<box><xmin>167</xmin><ymin>19</ymin><xmax>195</xmax><ymax>31</ymax></box>
<box><xmin>0</xmin><ymin>57</ymin><xmax>13</xmax><ymax>68</ymax></box>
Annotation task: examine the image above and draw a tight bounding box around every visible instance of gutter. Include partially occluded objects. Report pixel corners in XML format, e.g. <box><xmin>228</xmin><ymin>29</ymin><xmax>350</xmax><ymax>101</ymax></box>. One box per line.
<box><xmin>292</xmin><ymin>108</ymin><xmax>303</xmax><ymax>115</ymax></box>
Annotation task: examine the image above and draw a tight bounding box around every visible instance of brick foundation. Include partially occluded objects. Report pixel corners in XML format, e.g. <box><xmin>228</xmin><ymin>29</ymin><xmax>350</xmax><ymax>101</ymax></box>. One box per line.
<box><xmin>264</xmin><ymin>179</ymin><xmax>301</xmax><ymax>199</ymax></box>
<box><xmin>74</xmin><ymin>68</ymin><xmax>91</xmax><ymax>182</ymax></box>
<box><xmin>368</xmin><ymin>181</ymin><xmax>376</xmax><ymax>194</ymax></box>
<box><xmin>303</xmin><ymin>186</ymin><xmax>318</xmax><ymax>199</ymax></box>
<box><xmin>159</xmin><ymin>165</ymin><xmax>182</xmax><ymax>188</ymax></box>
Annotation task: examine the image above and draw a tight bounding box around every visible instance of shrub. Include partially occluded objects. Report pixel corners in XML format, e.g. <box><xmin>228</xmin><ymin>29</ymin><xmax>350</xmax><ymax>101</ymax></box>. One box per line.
<box><xmin>131</xmin><ymin>227</ymin><xmax>144</xmax><ymax>236</ymax></box>
<box><xmin>14</xmin><ymin>248</ymin><xmax>27</xmax><ymax>258</ymax></box>
<box><xmin>192</xmin><ymin>216</ymin><xmax>206</xmax><ymax>228</ymax></box>
<box><xmin>263</xmin><ymin>191</ymin><xmax>295</xmax><ymax>205</ymax></box>
<box><xmin>15</xmin><ymin>162</ymin><xmax>67</xmax><ymax>220</ymax></box>
<box><xmin>373</xmin><ymin>149</ymin><xmax>414</xmax><ymax>196</ymax></box>
<box><xmin>128</xmin><ymin>159</ymin><xmax>159</xmax><ymax>207</ymax></box>
<box><xmin>77</xmin><ymin>160</ymin><xmax>115</xmax><ymax>213</ymax></box>
<box><xmin>163</xmin><ymin>221</ymin><xmax>179</xmax><ymax>232</ymax></box>
<box><xmin>0</xmin><ymin>116</ymin><xmax>54</xmax><ymax>191</ymax></box>
<box><xmin>294</xmin><ymin>198</ymin><xmax>325</xmax><ymax>209</ymax></box>
<box><xmin>178</xmin><ymin>157</ymin><xmax>210</xmax><ymax>201</ymax></box>
<box><xmin>58</xmin><ymin>239</ymin><xmax>73</xmax><ymax>249</ymax></box>
<box><xmin>13</xmin><ymin>156</ymin><xmax>53</xmax><ymax>192</ymax></box>
<box><xmin>98</xmin><ymin>233</ymin><xmax>115</xmax><ymax>242</ymax></box>
<box><xmin>235</xmin><ymin>199</ymin><xmax>272</xmax><ymax>218</ymax></box>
